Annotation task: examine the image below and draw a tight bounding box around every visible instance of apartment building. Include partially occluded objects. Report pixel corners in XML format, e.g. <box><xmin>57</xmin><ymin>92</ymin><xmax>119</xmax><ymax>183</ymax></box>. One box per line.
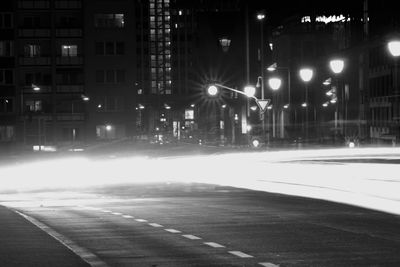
<box><xmin>15</xmin><ymin>0</ymin><xmax>86</xmax><ymax>147</ymax></box>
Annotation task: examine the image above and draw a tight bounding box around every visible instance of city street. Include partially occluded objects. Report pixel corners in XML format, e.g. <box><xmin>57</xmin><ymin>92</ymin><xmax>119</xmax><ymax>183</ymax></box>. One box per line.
<box><xmin>1</xmin><ymin>146</ymin><xmax>400</xmax><ymax>266</ymax></box>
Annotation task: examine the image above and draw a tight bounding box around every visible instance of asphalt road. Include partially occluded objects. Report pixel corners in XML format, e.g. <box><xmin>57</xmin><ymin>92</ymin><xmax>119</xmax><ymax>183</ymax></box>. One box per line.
<box><xmin>6</xmin><ymin>183</ymin><xmax>400</xmax><ymax>267</ymax></box>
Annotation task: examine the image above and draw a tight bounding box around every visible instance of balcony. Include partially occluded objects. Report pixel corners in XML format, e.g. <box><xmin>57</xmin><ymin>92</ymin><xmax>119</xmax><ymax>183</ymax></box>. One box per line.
<box><xmin>56</xmin><ymin>113</ymin><xmax>84</xmax><ymax>121</ymax></box>
<box><xmin>56</xmin><ymin>85</ymin><xmax>84</xmax><ymax>93</ymax></box>
<box><xmin>18</xmin><ymin>0</ymin><xmax>50</xmax><ymax>9</ymax></box>
<box><xmin>56</xmin><ymin>56</ymin><xmax>83</xmax><ymax>65</ymax></box>
<box><xmin>19</xmin><ymin>57</ymin><xmax>51</xmax><ymax>66</ymax></box>
<box><xmin>55</xmin><ymin>0</ymin><xmax>82</xmax><ymax>9</ymax></box>
<box><xmin>18</xmin><ymin>29</ymin><xmax>50</xmax><ymax>38</ymax></box>
<box><xmin>55</xmin><ymin>28</ymin><xmax>82</xmax><ymax>37</ymax></box>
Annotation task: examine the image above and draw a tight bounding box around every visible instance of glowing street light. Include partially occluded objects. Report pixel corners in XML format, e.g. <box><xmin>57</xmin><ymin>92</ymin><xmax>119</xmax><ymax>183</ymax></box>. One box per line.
<box><xmin>329</xmin><ymin>59</ymin><xmax>345</xmax><ymax>74</ymax></box>
<box><xmin>32</xmin><ymin>84</ymin><xmax>40</xmax><ymax>91</ymax></box>
<box><xmin>388</xmin><ymin>40</ymin><xmax>400</xmax><ymax>57</ymax></box>
<box><xmin>244</xmin><ymin>85</ymin><xmax>256</xmax><ymax>97</ymax></box>
<box><xmin>267</xmin><ymin>63</ymin><xmax>277</xmax><ymax>72</ymax></box>
<box><xmin>323</xmin><ymin>78</ymin><xmax>332</xmax><ymax>86</ymax></box>
<box><xmin>257</xmin><ymin>13</ymin><xmax>265</xmax><ymax>21</ymax></box>
<box><xmin>106</xmin><ymin>125</ymin><xmax>112</xmax><ymax>131</ymax></box>
<box><xmin>268</xmin><ymin>77</ymin><xmax>282</xmax><ymax>91</ymax></box>
<box><xmin>299</xmin><ymin>68</ymin><xmax>314</xmax><ymax>82</ymax></box>
<box><xmin>299</xmin><ymin>68</ymin><xmax>313</xmax><ymax>141</ymax></box>
<box><xmin>81</xmin><ymin>95</ymin><xmax>90</xmax><ymax>101</ymax></box>
<box><xmin>207</xmin><ymin>85</ymin><xmax>218</xmax><ymax>96</ymax></box>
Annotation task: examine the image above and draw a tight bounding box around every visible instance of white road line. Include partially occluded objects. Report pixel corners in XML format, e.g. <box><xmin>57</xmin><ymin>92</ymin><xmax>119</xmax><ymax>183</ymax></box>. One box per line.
<box><xmin>112</xmin><ymin>212</ymin><xmax>122</xmax><ymax>215</ymax></box>
<box><xmin>15</xmin><ymin>210</ymin><xmax>109</xmax><ymax>267</ymax></box>
<box><xmin>122</xmin><ymin>215</ymin><xmax>134</xmax><ymax>218</ymax></box>
<box><xmin>148</xmin><ymin>223</ymin><xmax>163</xmax><ymax>227</ymax></box>
<box><xmin>259</xmin><ymin>263</ymin><xmax>279</xmax><ymax>267</ymax></box>
<box><xmin>135</xmin><ymin>219</ymin><xmax>148</xmax><ymax>222</ymax></box>
<box><xmin>182</xmin><ymin>234</ymin><xmax>202</xmax><ymax>240</ymax></box>
<box><xmin>101</xmin><ymin>210</ymin><xmax>112</xmax><ymax>213</ymax></box>
<box><xmin>204</xmin><ymin>242</ymin><xmax>225</xmax><ymax>248</ymax></box>
<box><xmin>165</xmin><ymin>229</ymin><xmax>181</xmax><ymax>233</ymax></box>
<box><xmin>228</xmin><ymin>251</ymin><xmax>254</xmax><ymax>258</ymax></box>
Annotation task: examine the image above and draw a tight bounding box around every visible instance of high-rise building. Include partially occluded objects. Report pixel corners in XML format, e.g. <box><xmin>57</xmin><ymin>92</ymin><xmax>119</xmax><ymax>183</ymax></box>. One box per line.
<box><xmin>0</xmin><ymin>1</ymin><xmax>15</xmax><ymax>146</ymax></box>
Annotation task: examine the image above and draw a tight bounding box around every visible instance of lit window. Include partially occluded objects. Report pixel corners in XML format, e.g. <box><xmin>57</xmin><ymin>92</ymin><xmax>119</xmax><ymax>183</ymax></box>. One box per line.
<box><xmin>61</xmin><ymin>45</ymin><xmax>77</xmax><ymax>57</ymax></box>
<box><xmin>94</xmin><ymin>14</ymin><xmax>125</xmax><ymax>28</ymax></box>
<box><xmin>0</xmin><ymin>125</ymin><xmax>14</xmax><ymax>141</ymax></box>
<box><xmin>24</xmin><ymin>44</ymin><xmax>40</xmax><ymax>57</ymax></box>
<box><xmin>26</xmin><ymin>100</ymin><xmax>42</xmax><ymax>112</ymax></box>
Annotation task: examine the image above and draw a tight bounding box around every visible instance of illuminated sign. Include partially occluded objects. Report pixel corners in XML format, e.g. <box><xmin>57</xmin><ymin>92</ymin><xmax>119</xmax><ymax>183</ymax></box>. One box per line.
<box><xmin>301</xmin><ymin>15</ymin><xmax>351</xmax><ymax>24</ymax></box>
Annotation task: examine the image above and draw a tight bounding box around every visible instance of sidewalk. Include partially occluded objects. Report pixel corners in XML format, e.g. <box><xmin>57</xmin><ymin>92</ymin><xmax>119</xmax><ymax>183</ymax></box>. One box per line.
<box><xmin>0</xmin><ymin>205</ymin><xmax>90</xmax><ymax>267</ymax></box>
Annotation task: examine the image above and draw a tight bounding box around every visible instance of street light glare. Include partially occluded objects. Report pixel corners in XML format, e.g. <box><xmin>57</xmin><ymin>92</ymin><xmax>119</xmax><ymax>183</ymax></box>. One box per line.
<box><xmin>329</xmin><ymin>59</ymin><xmax>345</xmax><ymax>74</ymax></box>
<box><xmin>299</xmin><ymin>68</ymin><xmax>313</xmax><ymax>82</ymax></box>
<box><xmin>268</xmin><ymin>77</ymin><xmax>282</xmax><ymax>91</ymax></box>
<box><xmin>388</xmin><ymin>40</ymin><xmax>400</xmax><ymax>57</ymax></box>
<box><xmin>207</xmin><ymin>85</ymin><xmax>218</xmax><ymax>96</ymax></box>
<box><xmin>257</xmin><ymin>13</ymin><xmax>265</xmax><ymax>20</ymax></box>
<box><xmin>267</xmin><ymin>63</ymin><xmax>277</xmax><ymax>72</ymax></box>
<box><xmin>244</xmin><ymin>85</ymin><xmax>256</xmax><ymax>97</ymax></box>
<box><xmin>32</xmin><ymin>84</ymin><xmax>40</xmax><ymax>91</ymax></box>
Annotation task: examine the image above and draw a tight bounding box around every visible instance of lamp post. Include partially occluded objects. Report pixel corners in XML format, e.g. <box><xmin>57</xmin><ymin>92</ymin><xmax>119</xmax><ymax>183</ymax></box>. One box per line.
<box><xmin>299</xmin><ymin>68</ymin><xmax>314</xmax><ymax>141</ymax></box>
<box><xmin>267</xmin><ymin>63</ymin><xmax>291</xmax><ymax>138</ymax></box>
<box><xmin>70</xmin><ymin>95</ymin><xmax>89</xmax><ymax>148</ymax></box>
<box><xmin>268</xmin><ymin>77</ymin><xmax>282</xmax><ymax>138</ymax></box>
<box><xmin>329</xmin><ymin>59</ymin><xmax>345</xmax><ymax>142</ymax></box>
<box><xmin>207</xmin><ymin>83</ymin><xmax>258</xmax><ymax>145</ymax></box>
<box><xmin>21</xmin><ymin>84</ymin><xmax>41</xmax><ymax>146</ymax></box>
<box><xmin>388</xmin><ymin>40</ymin><xmax>400</xmax><ymax>143</ymax></box>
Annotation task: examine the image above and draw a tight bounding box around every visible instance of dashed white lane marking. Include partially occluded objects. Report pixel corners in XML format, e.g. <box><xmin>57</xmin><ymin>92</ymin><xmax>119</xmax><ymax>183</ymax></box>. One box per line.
<box><xmin>204</xmin><ymin>242</ymin><xmax>225</xmax><ymax>248</ymax></box>
<box><xmin>101</xmin><ymin>210</ymin><xmax>112</xmax><ymax>213</ymax></box>
<box><xmin>112</xmin><ymin>212</ymin><xmax>122</xmax><ymax>215</ymax></box>
<box><xmin>15</xmin><ymin>210</ymin><xmax>109</xmax><ymax>267</ymax></box>
<box><xmin>182</xmin><ymin>234</ymin><xmax>202</xmax><ymax>240</ymax></box>
<box><xmin>135</xmin><ymin>219</ymin><xmax>148</xmax><ymax>222</ymax></box>
<box><xmin>148</xmin><ymin>223</ymin><xmax>163</xmax><ymax>227</ymax></box>
<box><xmin>228</xmin><ymin>251</ymin><xmax>254</xmax><ymax>258</ymax></box>
<box><xmin>165</xmin><ymin>229</ymin><xmax>181</xmax><ymax>233</ymax></box>
<box><xmin>259</xmin><ymin>263</ymin><xmax>279</xmax><ymax>267</ymax></box>
<box><xmin>122</xmin><ymin>215</ymin><xmax>134</xmax><ymax>218</ymax></box>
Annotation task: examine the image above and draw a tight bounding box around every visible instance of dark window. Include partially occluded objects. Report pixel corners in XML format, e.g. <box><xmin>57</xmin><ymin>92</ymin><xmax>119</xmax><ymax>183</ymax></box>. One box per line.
<box><xmin>116</xmin><ymin>42</ymin><xmax>124</xmax><ymax>55</ymax></box>
<box><xmin>106</xmin><ymin>70</ymin><xmax>114</xmax><ymax>83</ymax></box>
<box><xmin>116</xmin><ymin>70</ymin><xmax>125</xmax><ymax>83</ymax></box>
<box><xmin>0</xmin><ymin>69</ymin><xmax>13</xmax><ymax>84</ymax></box>
<box><xmin>95</xmin><ymin>42</ymin><xmax>104</xmax><ymax>55</ymax></box>
<box><xmin>105</xmin><ymin>42</ymin><xmax>114</xmax><ymax>55</ymax></box>
<box><xmin>0</xmin><ymin>13</ymin><xmax>13</xmax><ymax>28</ymax></box>
<box><xmin>96</xmin><ymin>70</ymin><xmax>104</xmax><ymax>83</ymax></box>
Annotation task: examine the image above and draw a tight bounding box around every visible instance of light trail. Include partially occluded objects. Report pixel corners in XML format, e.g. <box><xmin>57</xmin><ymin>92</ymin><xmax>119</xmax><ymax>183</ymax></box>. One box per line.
<box><xmin>1</xmin><ymin>147</ymin><xmax>400</xmax><ymax>214</ymax></box>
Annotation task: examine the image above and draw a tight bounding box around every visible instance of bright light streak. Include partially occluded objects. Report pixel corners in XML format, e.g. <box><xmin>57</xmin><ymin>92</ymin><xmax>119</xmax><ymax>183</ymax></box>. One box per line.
<box><xmin>1</xmin><ymin>148</ymin><xmax>400</xmax><ymax>215</ymax></box>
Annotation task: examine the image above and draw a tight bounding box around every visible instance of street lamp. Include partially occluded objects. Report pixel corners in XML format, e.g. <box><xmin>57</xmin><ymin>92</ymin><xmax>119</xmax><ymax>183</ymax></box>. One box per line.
<box><xmin>207</xmin><ymin>85</ymin><xmax>219</xmax><ymax>96</ymax></box>
<box><xmin>268</xmin><ymin>77</ymin><xmax>281</xmax><ymax>138</ymax></box>
<box><xmin>21</xmin><ymin>84</ymin><xmax>41</xmax><ymax>146</ymax></box>
<box><xmin>329</xmin><ymin>58</ymin><xmax>345</xmax><ymax>141</ymax></box>
<box><xmin>299</xmin><ymin>68</ymin><xmax>314</xmax><ymax>141</ymax></box>
<box><xmin>329</xmin><ymin>59</ymin><xmax>345</xmax><ymax>74</ymax></box>
<box><xmin>388</xmin><ymin>40</ymin><xmax>400</xmax><ymax>57</ymax></box>
<box><xmin>244</xmin><ymin>85</ymin><xmax>256</xmax><ymax>97</ymax></box>
<box><xmin>207</xmin><ymin>83</ymin><xmax>257</xmax><ymax>100</ymax></box>
<box><xmin>268</xmin><ymin>63</ymin><xmax>292</xmax><ymax>139</ymax></box>
<box><xmin>388</xmin><ymin>40</ymin><xmax>400</xmax><ymax>143</ymax></box>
